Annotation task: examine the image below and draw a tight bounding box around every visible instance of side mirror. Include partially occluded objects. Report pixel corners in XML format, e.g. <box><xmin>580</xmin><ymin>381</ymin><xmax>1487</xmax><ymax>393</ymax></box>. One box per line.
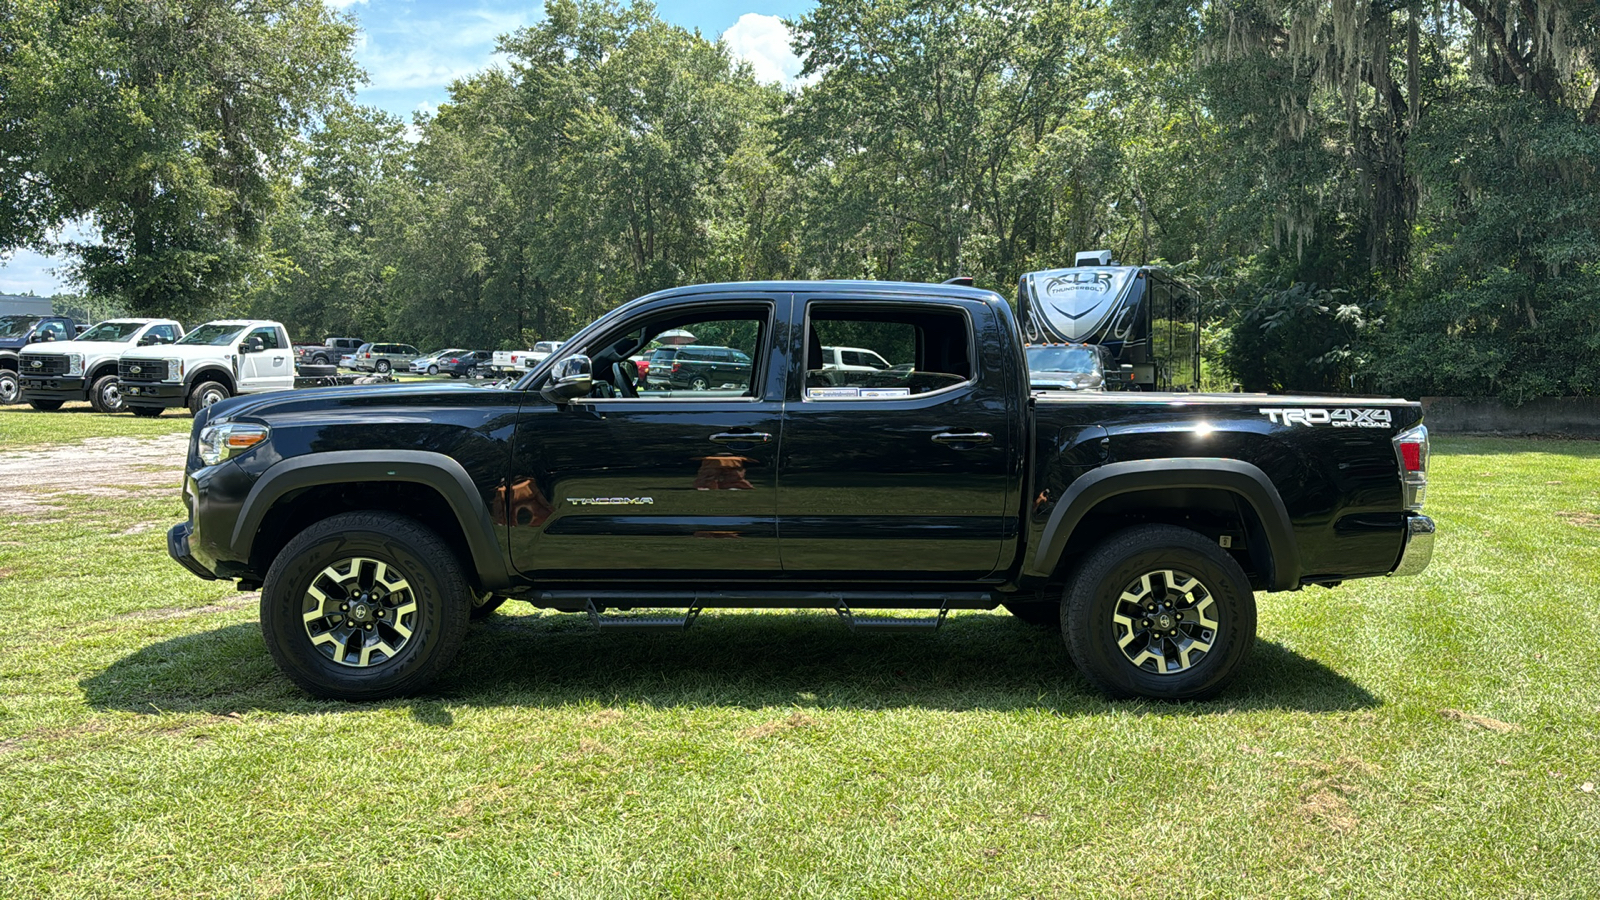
<box><xmin>242</xmin><ymin>335</ymin><xmax>265</xmax><ymax>353</ymax></box>
<box><xmin>540</xmin><ymin>355</ymin><xmax>593</xmax><ymax>404</ymax></box>
<box><xmin>138</xmin><ymin>334</ymin><xmax>157</xmax><ymax>346</ymax></box>
<box><xmin>33</xmin><ymin>331</ymin><xmax>54</xmax><ymax>343</ymax></box>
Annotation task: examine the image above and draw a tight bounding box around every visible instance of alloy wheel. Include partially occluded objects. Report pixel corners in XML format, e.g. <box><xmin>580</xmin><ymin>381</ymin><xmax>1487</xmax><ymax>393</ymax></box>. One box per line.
<box><xmin>1111</xmin><ymin>568</ymin><xmax>1219</xmax><ymax>674</ymax></box>
<box><xmin>300</xmin><ymin>557</ymin><xmax>418</xmax><ymax>668</ymax></box>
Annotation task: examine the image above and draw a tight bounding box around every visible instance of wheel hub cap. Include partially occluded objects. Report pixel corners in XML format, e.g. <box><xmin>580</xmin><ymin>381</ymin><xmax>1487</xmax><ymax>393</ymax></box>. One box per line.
<box><xmin>1111</xmin><ymin>568</ymin><xmax>1219</xmax><ymax>675</ymax></box>
<box><xmin>300</xmin><ymin>557</ymin><xmax>417</xmax><ymax>668</ymax></box>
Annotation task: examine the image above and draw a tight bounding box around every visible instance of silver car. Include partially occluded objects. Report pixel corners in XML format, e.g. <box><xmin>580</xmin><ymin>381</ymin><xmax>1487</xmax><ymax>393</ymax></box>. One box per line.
<box><xmin>351</xmin><ymin>342</ymin><xmax>422</xmax><ymax>374</ymax></box>
<box><xmin>410</xmin><ymin>349</ymin><xmax>468</xmax><ymax>375</ymax></box>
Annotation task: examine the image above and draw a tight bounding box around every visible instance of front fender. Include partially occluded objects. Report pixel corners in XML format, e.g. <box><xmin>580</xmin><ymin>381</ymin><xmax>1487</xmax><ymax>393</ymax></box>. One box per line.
<box><xmin>231</xmin><ymin>450</ymin><xmax>511</xmax><ymax>590</ymax></box>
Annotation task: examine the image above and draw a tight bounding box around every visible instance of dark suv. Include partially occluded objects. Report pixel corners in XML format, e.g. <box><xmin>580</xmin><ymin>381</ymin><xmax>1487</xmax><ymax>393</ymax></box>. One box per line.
<box><xmin>666</xmin><ymin>344</ymin><xmax>753</xmax><ymax>390</ymax></box>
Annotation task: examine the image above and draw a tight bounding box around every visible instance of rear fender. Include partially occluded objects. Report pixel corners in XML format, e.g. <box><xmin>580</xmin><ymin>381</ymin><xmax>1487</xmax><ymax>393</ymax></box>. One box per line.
<box><xmin>1028</xmin><ymin>459</ymin><xmax>1300</xmax><ymax>591</ymax></box>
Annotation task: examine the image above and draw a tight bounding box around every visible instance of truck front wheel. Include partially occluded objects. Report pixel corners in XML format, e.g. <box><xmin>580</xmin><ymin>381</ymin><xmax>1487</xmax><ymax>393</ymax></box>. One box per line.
<box><xmin>89</xmin><ymin>374</ymin><xmax>124</xmax><ymax>413</ymax></box>
<box><xmin>188</xmin><ymin>381</ymin><xmax>230</xmax><ymax>414</ymax></box>
<box><xmin>0</xmin><ymin>371</ymin><xmax>18</xmax><ymax>405</ymax></box>
<box><xmin>261</xmin><ymin>512</ymin><xmax>471</xmax><ymax>700</ymax></box>
<box><xmin>1063</xmin><ymin>525</ymin><xmax>1256</xmax><ymax>701</ymax></box>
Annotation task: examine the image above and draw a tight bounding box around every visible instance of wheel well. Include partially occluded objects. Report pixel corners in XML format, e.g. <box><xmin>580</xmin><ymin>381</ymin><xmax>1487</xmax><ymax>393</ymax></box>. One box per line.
<box><xmin>188</xmin><ymin>369</ymin><xmax>235</xmax><ymax>394</ymax></box>
<box><xmin>88</xmin><ymin>362</ymin><xmax>119</xmax><ymax>382</ymax></box>
<box><xmin>1056</xmin><ymin>487</ymin><xmax>1275</xmax><ymax>590</ymax></box>
<box><xmin>251</xmin><ymin>481</ymin><xmax>480</xmax><ymax>591</ymax></box>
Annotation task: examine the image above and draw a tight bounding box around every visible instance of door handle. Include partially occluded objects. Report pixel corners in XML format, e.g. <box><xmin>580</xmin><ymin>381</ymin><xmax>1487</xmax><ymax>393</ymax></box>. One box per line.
<box><xmin>710</xmin><ymin>431</ymin><xmax>772</xmax><ymax>444</ymax></box>
<box><xmin>932</xmin><ymin>431</ymin><xmax>993</xmax><ymax>446</ymax></box>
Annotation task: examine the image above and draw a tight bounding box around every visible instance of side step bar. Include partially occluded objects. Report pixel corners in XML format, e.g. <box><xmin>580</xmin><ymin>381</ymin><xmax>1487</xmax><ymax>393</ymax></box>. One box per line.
<box><xmin>575</xmin><ymin>595</ymin><xmax>976</xmax><ymax>633</ymax></box>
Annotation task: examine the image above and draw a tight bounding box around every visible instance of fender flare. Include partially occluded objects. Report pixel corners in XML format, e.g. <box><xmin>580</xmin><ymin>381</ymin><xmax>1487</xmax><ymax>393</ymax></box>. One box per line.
<box><xmin>1029</xmin><ymin>458</ymin><xmax>1300</xmax><ymax>591</ymax></box>
<box><xmin>184</xmin><ymin>365</ymin><xmax>237</xmax><ymax>394</ymax></box>
<box><xmin>231</xmin><ymin>450</ymin><xmax>511</xmax><ymax>590</ymax></box>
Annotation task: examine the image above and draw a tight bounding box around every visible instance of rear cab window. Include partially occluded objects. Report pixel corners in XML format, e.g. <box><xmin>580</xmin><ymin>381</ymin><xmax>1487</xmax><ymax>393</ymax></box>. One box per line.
<box><xmin>802</xmin><ymin>303</ymin><xmax>974</xmax><ymax>401</ymax></box>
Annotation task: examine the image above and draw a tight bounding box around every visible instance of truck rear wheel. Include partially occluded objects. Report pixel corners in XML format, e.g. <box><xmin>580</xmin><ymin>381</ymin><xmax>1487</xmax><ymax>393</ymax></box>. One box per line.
<box><xmin>261</xmin><ymin>512</ymin><xmax>471</xmax><ymax>700</ymax></box>
<box><xmin>1063</xmin><ymin>525</ymin><xmax>1256</xmax><ymax>701</ymax></box>
<box><xmin>188</xmin><ymin>380</ymin><xmax>230</xmax><ymax>414</ymax></box>
<box><xmin>27</xmin><ymin>399</ymin><xmax>64</xmax><ymax>411</ymax></box>
<box><xmin>129</xmin><ymin>405</ymin><xmax>163</xmax><ymax>418</ymax></box>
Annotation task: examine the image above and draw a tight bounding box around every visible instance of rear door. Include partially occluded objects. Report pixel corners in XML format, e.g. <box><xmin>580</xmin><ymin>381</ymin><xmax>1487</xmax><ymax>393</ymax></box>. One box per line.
<box><xmin>777</xmin><ymin>294</ymin><xmax>1021</xmax><ymax>579</ymax></box>
<box><xmin>507</xmin><ymin>294</ymin><xmax>791</xmax><ymax>579</ymax></box>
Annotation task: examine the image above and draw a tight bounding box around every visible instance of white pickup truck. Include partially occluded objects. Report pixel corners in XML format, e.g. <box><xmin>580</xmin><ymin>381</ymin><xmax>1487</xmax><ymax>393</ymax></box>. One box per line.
<box><xmin>488</xmin><ymin>340</ymin><xmax>563</xmax><ymax>374</ymax></box>
<box><xmin>18</xmin><ymin>318</ymin><xmax>186</xmax><ymax>412</ymax></box>
<box><xmin>117</xmin><ymin>320</ymin><xmax>296</xmax><ymax>417</ymax></box>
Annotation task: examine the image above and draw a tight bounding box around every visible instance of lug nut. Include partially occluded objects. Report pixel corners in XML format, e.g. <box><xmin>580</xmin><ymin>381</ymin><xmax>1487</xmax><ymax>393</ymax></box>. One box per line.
<box><xmin>365</xmin><ymin>624</ymin><xmax>373</xmax><ymax>631</ymax></box>
<box><xmin>341</xmin><ymin>604</ymin><xmax>348</xmax><ymax>611</ymax></box>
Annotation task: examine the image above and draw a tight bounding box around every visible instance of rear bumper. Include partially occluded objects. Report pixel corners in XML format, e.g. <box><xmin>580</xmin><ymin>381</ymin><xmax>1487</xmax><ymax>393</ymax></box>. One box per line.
<box><xmin>20</xmin><ymin>376</ymin><xmax>87</xmax><ymax>402</ymax></box>
<box><xmin>1389</xmin><ymin>515</ymin><xmax>1435</xmax><ymax>577</ymax></box>
<box><xmin>168</xmin><ymin>521</ymin><xmax>218</xmax><ymax>580</ymax></box>
<box><xmin>122</xmin><ymin>382</ymin><xmax>186</xmax><ymax>408</ymax></box>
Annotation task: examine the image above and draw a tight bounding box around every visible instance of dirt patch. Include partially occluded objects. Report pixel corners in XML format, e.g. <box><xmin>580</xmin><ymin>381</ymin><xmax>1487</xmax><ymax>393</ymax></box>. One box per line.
<box><xmin>0</xmin><ymin>433</ymin><xmax>189</xmax><ymax>494</ymax></box>
<box><xmin>1294</xmin><ymin>756</ymin><xmax>1378</xmax><ymax>835</ymax></box>
<box><xmin>1439</xmin><ymin>708</ymin><xmax>1521</xmax><ymax>733</ymax></box>
<box><xmin>583</xmin><ymin>709</ymin><xmax>624</xmax><ymax>728</ymax></box>
<box><xmin>119</xmin><ymin>595</ymin><xmax>256</xmax><ymax>621</ymax></box>
<box><xmin>1558</xmin><ymin>511</ymin><xmax>1600</xmax><ymax>528</ymax></box>
<box><xmin>743</xmin><ymin>712</ymin><xmax>818</xmax><ymax>740</ymax></box>
<box><xmin>118</xmin><ymin>522</ymin><xmax>163</xmax><ymax>536</ymax></box>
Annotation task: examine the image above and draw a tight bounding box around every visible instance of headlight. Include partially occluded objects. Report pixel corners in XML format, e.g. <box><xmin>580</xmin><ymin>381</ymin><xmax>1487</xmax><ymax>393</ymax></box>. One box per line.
<box><xmin>164</xmin><ymin>357</ymin><xmax>185</xmax><ymax>382</ymax></box>
<box><xmin>66</xmin><ymin>353</ymin><xmax>84</xmax><ymax>376</ymax></box>
<box><xmin>198</xmin><ymin>422</ymin><xmax>269</xmax><ymax>466</ymax></box>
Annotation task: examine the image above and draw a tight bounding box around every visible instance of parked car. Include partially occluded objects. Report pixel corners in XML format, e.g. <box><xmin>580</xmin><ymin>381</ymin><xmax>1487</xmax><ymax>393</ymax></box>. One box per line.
<box><xmin>350</xmin><ymin>342</ymin><xmax>422</xmax><ymax>374</ymax></box>
<box><xmin>410</xmin><ymin>349</ymin><xmax>468</xmax><ymax>375</ymax></box>
<box><xmin>638</xmin><ymin>347</ymin><xmax>679</xmax><ymax>386</ymax></box>
<box><xmin>0</xmin><ymin>313</ymin><xmax>79</xmax><ymax>405</ymax></box>
<box><xmin>119</xmin><ymin>320</ymin><xmax>295</xmax><ymax>416</ymax></box>
<box><xmin>808</xmin><ymin>345</ymin><xmax>894</xmax><ymax>386</ymax></box>
<box><xmin>488</xmin><ymin>341</ymin><xmax>565</xmax><ymax>375</ymax></box>
<box><xmin>293</xmin><ymin>337</ymin><xmax>365</xmax><ymax>367</ymax></box>
<box><xmin>167</xmin><ymin>278</ymin><xmax>1434</xmax><ymax>703</ymax></box>
<box><xmin>665</xmin><ymin>344</ymin><xmax>753</xmax><ymax>390</ymax></box>
<box><xmin>439</xmin><ymin>350</ymin><xmax>494</xmax><ymax>378</ymax></box>
<box><xmin>18</xmin><ymin>318</ymin><xmax>185</xmax><ymax>412</ymax></box>
<box><xmin>1026</xmin><ymin>343</ymin><xmax>1123</xmax><ymax>392</ymax></box>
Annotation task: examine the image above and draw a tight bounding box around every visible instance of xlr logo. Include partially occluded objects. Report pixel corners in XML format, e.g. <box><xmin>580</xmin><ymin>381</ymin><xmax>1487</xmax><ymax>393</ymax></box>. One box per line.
<box><xmin>1261</xmin><ymin>408</ymin><xmax>1393</xmax><ymax>428</ymax></box>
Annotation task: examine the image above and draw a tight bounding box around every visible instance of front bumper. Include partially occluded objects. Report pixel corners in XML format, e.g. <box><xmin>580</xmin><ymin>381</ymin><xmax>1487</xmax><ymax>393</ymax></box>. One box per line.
<box><xmin>20</xmin><ymin>376</ymin><xmax>87</xmax><ymax>402</ymax></box>
<box><xmin>168</xmin><ymin>521</ymin><xmax>218</xmax><ymax>580</ymax></box>
<box><xmin>122</xmin><ymin>381</ymin><xmax>186</xmax><ymax>408</ymax></box>
<box><xmin>1389</xmin><ymin>515</ymin><xmax>1436</xmax><ymax>577</ymax></box>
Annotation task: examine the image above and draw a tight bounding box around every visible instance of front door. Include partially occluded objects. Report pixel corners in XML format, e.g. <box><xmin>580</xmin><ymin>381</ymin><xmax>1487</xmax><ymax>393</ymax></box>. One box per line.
<box><xmin>240</xmin><ymin>325</ymin><xmax>294</xmax><ymax>392</ymax></box>
<box><xmin>507</xmin><ymin>297</ymin><xmax>790</xmax><ymax>580</ymax></box>
<box><xmin>777</xmin><ymin>296</ymin><xmax>1020</xmax><ymax>579</ymax></box>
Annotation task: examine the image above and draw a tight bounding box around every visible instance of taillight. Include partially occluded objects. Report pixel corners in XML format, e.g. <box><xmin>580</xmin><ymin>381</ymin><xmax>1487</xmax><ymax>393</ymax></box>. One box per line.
<box><xmin>672</xmin><ymin>362</ymin><xmax>681</xmax><ymax>373</ymax></box>
<box><xmin>1393</xmin><ymin>424</ymin><xmax>1428</xmax><ymax>510</ymax></box>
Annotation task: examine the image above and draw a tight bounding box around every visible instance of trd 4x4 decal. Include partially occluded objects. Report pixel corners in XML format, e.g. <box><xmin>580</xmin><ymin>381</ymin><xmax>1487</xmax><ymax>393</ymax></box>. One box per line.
<box><xmin>1260</xmin><ymin>408</ymin><xmax>1393</xmax><ymax>428</ymax></box>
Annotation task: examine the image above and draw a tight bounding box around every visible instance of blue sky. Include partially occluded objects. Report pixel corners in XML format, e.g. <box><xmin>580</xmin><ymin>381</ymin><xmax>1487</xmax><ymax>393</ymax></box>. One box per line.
<box><xmin>1</xmin><ymin>0</ymin><xmax>816</xmax><ymax>298</ymax></box>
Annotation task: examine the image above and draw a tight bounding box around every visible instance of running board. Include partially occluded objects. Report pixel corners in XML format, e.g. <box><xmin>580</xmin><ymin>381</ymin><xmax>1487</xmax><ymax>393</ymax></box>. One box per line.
<box><xmin>586</xmin><ymin>601</ymin><xmax>701</xmax><ymax>631</ymax></box>
<box><xmin>837</xmin><ymin>606</ymin><xmax>949</xmax><ymax>632</ymax></box>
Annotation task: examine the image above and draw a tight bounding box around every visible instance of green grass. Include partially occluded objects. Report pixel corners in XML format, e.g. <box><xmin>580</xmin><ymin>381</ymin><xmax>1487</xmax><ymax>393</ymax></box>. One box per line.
<box><xmin>0</xmin><ymin>401</ymin><xmax>193</xmax><ymax>450</ymax></box>
<box><xmin>1</xmin><ymin>409</ymin><xmax>1597</xmax><ymax>898</ymax></box>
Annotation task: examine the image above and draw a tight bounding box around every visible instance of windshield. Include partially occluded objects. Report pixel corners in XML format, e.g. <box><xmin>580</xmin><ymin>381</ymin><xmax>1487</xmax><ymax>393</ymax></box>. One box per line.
<box><xmin>177</xmin><ymin>323</ymin><xmax>248</xmax><ymax>346</ymax></box>
<box><xmin>1028</xmin><ymin>346</ymin><xmax>1100</xmax><ymax>374</ymax></box>
<box><xmin>0</xmin><ymin>315</ymin><xmax>42</xmax><ymax>338</ymax></box>
<box><xmin>77</xmin><ymin>321</ymin><xmax>146</xmax><ymax>342</ymax></box>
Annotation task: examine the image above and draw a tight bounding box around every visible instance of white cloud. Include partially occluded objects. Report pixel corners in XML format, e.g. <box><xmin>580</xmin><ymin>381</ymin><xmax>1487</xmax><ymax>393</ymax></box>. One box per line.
<box><xmin>0</xmin><ymin>249</ymin><xmax>72</xmax><ymax>296</ymax></box>
<box><xmin>326</xmin><ymin>0</ymin><xmax>369</xmax><ymax>9</ymax></box>
<box><xmin>721</xmin><ymin>13</ymin><xmax>804</xmax><ymax>87</ymax></box>
<box><xmin>356</xmin><ymin>7</ymin><xmax>530</xmax><ymax>94</ymax></box>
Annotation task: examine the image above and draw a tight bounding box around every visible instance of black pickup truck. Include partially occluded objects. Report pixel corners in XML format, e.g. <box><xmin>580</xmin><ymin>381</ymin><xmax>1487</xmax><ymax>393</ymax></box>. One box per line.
<box><xmin>168</xmin><ymin>280</ymin><xmax>1434</xmax><ymax>702</ymax></box>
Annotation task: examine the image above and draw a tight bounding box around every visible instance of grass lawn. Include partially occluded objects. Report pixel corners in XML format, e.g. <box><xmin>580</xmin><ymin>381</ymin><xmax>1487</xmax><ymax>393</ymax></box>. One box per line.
<box><xmin>0</xmin><ymin>407</ymin><xmax>1597</xmax><ymax>898</ymax></box>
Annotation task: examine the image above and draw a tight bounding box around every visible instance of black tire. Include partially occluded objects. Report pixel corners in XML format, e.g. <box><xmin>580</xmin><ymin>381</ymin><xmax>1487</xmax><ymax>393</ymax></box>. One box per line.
<box><xmin>89</xmin><ymin>374</ymin><xmax>124</xmax><ymax>413</ymax></box>
<box><xmin>470</xmin><ymin>594</ymin><xmax>506</xmax><ymax>621</ymax></box>
<box><xmin>1002</xmin><ymin>598</ymin><xmax>1060</xmax><ymax>627</ymax></box>
<box><xmin>375</xmin><ymin>359</ymin><xmax>392</xmax><ymax>374</ymax></box>
<box><xmin>689</xmin><ymin>374</ymin><xmax>709</xmax><ymax>390</ymax></box>
<box><xmin>0</xmin><ymin>370</ymin><xmax>18</xmax><ymax>405</ymax></box>
<box><xmin>187</xmin><ymin>380</ymin><xmax>230</xmax><ymax>415</ymax></box>
<box><xmin>260</xmin><ymin>512</ymin><xmax>471</xmax><ymax>700</ymax></box>
<box><xmin>129</xmin><ymin>405</ymin><xmax>164</xmax><ymax>418</ymax></box>
<box><xmin>1063</xmin><ymin>525</ymin><xmax>1256</xmax><ymax>702</ymax></box>
<box><xmin>312</xmin><ymin>354</ymin><xmax>330</xmax><ymax>365</ymax></box>
<box><xmin>427</xmin><ymin>365</ymin><xmax>439</xmax><ymax>376</ymax></box>
<box><xmin>27</xmin><ymin>399</ymin><xmax>65</xmax><ymax>411</ymax></box>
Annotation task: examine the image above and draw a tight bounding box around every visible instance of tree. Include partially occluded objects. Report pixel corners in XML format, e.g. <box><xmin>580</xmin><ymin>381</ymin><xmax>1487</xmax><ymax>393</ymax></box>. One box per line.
<box><xmin>0</xmin><ymin>0</ymin><xmax>359</xmax><ymax>318</ymax></box>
